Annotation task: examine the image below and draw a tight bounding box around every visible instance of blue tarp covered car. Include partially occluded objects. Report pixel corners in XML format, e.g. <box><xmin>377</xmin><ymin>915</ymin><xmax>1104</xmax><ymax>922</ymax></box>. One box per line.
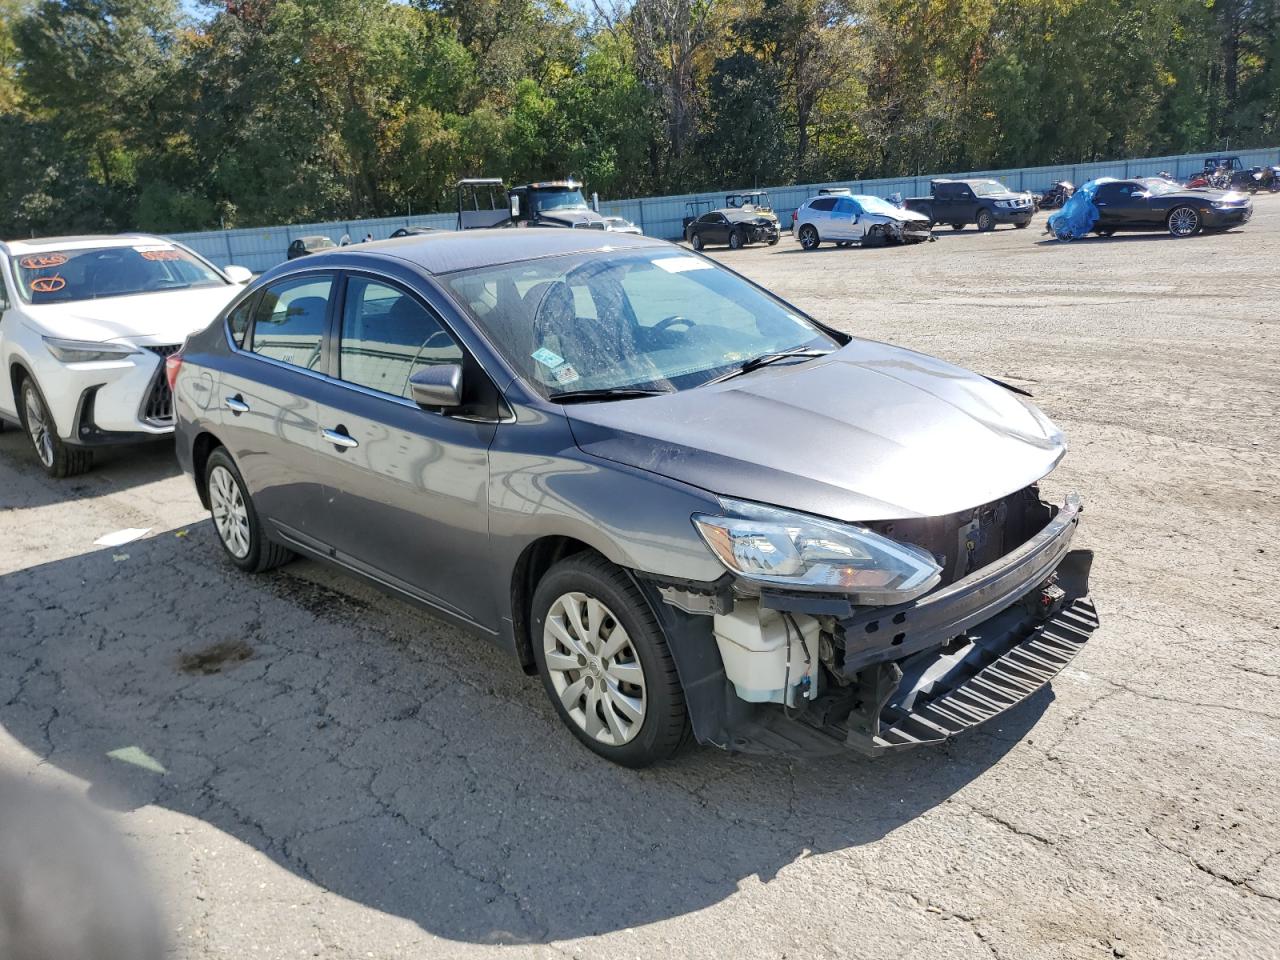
<box><xmin>1046</xmin><ymin>177</ymin><xmax>1116</xmax><ymax>241</ymax></box>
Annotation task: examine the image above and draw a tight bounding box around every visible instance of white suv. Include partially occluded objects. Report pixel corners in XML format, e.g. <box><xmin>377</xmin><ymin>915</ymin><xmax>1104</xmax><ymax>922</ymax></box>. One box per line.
<box><xmin>0</xmin><ymin>235</ymin><xmax>251</xmax><ymax>477</ymax></box>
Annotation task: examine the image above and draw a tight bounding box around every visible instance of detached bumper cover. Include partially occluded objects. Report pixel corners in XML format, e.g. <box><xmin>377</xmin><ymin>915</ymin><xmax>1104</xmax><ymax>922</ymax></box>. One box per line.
<box><xmin>845</xmin><ymin>549</ymin><xmax>1096</xmax><ymax>756</ymax></box>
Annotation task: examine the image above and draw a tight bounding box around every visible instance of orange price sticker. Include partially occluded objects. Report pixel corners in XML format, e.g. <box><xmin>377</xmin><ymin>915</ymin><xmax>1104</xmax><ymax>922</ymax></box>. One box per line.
<box><xmin>19</xmin><ymin>253</ymin><xmax>68</xmax><ymax>269</ymax></box>
<box><xmin>30</xmin><ymin>275</ymin><xmax>66</xmax><ymax>294</ymax></box>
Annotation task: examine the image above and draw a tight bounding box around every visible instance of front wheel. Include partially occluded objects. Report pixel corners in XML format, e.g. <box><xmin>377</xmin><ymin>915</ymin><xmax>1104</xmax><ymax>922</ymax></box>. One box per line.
<box><xmin>531</xmin><ymin>553</ymin><xmax>689</xmax><ymax>767</ymax></box>
<box><xmin>798</xmin><ymin>224</ymin><xmax>820</xmax><ymax>250</ymax></box>
<box><xmin>20</xmin><ymin>376</ymin><xmax>92</xmax><ymax>478</ymax></box>
<box><xmin>689</xmin><ymin>231</ymin><xmax>704</xmax><ymax>251</ymax></box>
<box><xmin>976</xmin><ymin>210</ymin><xmax>995</xmax><ymax>232</ymax></box>
<box><xmin>728</xmin><ymin>228</ymin><xmax>744</xmax><ymax>250</ymax></box>
<box><xmin>204</xmin><ymin>447</ymin><xmax>293</xmax><ymax>573</ymax></box>
<box><xmin>1167</xmin><ymin>206</ymin><xmax>1202</xmax><ymax>238</ymax></box>
<box><xmin>767</xmin><ymin>235</ymin><xmax>779</xmax><ymax>246</ymax></box>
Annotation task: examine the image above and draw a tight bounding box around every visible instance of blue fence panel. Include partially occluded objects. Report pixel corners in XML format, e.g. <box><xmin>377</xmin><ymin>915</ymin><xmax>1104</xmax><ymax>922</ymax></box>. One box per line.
<box><xmin>170</xmin><ymin>144</ymin><xmax>1280</xmax><ymax>267</ymax></box>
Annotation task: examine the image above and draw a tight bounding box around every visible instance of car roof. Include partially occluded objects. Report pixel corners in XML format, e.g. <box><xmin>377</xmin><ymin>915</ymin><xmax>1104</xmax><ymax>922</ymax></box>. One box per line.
<box><xmin>283</xmin><ymin>228</ymin><xmax>666</xmax><ymax>276</ymax></box>
<box><xmin>2</xmin><ymin>234</ymin><xmax>169</xmax><ymax>255</ymax></box>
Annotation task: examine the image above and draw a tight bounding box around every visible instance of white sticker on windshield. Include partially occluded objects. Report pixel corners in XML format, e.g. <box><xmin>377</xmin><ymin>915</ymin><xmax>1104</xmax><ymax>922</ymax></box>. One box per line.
<box><xmin>552</xmin><ymin>364</ymin><xmax>580</xmax><ymax>385</ymax></box>
<box><xmin>132</xmin><ymin>244</ymin><xmax>175</xmax><ymax>253</ymax></box>
<box><xmin>654</xmin><ymin>256</ymin><xmax>713</xmax><ymax>274</ymax></box>
<box><xmin>531</xmin><ymin>347</ymin><xmax>565</xmax><ymax>368</ymax></box>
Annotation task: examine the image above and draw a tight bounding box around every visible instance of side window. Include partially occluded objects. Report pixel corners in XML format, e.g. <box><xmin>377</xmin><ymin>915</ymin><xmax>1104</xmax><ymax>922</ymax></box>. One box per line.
<box><xmin>835</xmin><ymin>198</ymin><xmax>856</xmax><ymax>215</ymax></box>
<box><xmin>226</xmin><ymin>296</ymin><xmax>255</xmax><ymax>348</ymax></box>
<box><xmin>810</xmin><ymin>197</ymin><xmax>836</xmax><ymax>212</ymax></box>
<box><xmin>1095</xmin><ymin>183</ymin><xmax>1124</xmax><ymax>203</ymax></box>
<box><xmin>0</xmin><ymin>264</ymin><xmax>11</xmax><ymax>312</ymax></box>
<box><xmin>339</xmin><ymin>278</ymin><xmax>463</xmax><ymax>399</ymax></box>
<box><xmin>250</xmin><ymin>275</ymin><xmax>332</xmax><ymax>370</ymax></box>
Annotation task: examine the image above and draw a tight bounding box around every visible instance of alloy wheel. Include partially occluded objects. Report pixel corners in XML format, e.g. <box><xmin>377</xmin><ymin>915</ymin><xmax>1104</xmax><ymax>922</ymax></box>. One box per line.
<box><xmin>209</xmin><ymin>464</ymin><xmax>251</xmax><ymax>559</ymax></box>
<box><xmin>23</xmin><ymin>384</ymin><xmax>55</xmax><ymax>469</ymax></box>
<box><xmin>1169</xmin><ymin>207</ymin><xmax>1199</xmax><ymax>237</ymax></box>
<box><xmin>543</xmin><ymin>591</ymin><xmax>647</xmax><ymax>747</ymax></box>
<box><xmin>799</xmin><ymin>226</ymin><xmax>818</xmax><ymax>249</ymax></box>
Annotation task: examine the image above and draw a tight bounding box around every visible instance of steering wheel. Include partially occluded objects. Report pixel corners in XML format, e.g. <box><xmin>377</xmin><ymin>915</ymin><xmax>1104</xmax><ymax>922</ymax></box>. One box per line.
<box><xmin>652</xmin><ymin>315</ymin><xmax>696</xmax><ymax>334</ymax></box>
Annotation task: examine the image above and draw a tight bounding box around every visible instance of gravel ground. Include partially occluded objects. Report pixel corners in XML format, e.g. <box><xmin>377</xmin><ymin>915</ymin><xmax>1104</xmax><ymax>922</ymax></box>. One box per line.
<box><xmin>1</xmin><ymin>200</ymin><xmax>1278</xmax><ymax>960</ymax></box>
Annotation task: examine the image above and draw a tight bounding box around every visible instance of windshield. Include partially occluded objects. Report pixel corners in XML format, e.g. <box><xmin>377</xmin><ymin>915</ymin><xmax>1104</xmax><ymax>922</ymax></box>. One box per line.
<box><xmin>970</xmin><ymin>180</ymin><xmax>1010</xmax><ymax>197</ymax></box>
<box><xmin>1140</xmin><ymin>178</ymin><xmax>1181</xmax><ymax>196</ymax></box>
<box><xmin>533</xmin><ymin>188</ymin><xmax>589</xmax><ymax>213</ymax></box>
<box><xmin>444</xmin><ymin>250</ymin><xmax>836</xmax><ymax>398</ymax></box>
<box><xmin>855</xmin><ymin>195</ymin><xmax>907</xmax><ymax>217</ymax></box>
<box><xmin>14</xmin><ymin>243</ymin><xmax>225</xmax><ymax>305</ymax></box>
<box><xmin>728</xmin><ymin>193</ymin><xmax>771</xmax><ymax>209</ymax></box>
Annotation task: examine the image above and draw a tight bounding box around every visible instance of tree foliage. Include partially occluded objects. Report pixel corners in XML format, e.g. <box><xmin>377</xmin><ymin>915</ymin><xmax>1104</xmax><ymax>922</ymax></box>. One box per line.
<box><xmin>0</xmin><ymin>0</ymin><xmax>1275</xmax><ymax>235</ymax></box>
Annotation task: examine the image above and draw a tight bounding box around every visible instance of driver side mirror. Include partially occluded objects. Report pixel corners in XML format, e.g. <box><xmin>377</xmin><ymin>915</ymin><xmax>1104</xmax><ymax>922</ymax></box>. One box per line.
<box><xmin>224</xmin><ymin>265</ymin><xmax>253</xmax><ymax>284</ymax></box>
<box><xmin>409</xmin><ymin>363</ymin><xmax>463</xmax><ymax>409</ymax></box>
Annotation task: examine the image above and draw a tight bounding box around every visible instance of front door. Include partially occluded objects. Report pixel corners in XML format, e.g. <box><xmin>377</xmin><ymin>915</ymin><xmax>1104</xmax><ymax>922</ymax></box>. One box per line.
<box><xmin>215</xmin><ymin>272</ymin><xmax>335</xmax><ymax>538</ymax></box>
<box><xmin>310</xmin><ymin>274</ymin><xmax>497</xmax><ymax>627</ymax></box>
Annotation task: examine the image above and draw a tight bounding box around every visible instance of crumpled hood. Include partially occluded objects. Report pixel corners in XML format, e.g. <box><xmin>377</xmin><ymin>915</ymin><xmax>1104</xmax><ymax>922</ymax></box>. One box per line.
<box><xmin>23</xmin><ymin>285</ymin><xmax>240</xmax><ymax>344</ymax></box>
<box><xmin>869</xmin><ymin>209</ymin><xmax>931</xmax><ymax>226</ymax></box>
<box><xmin>565</xmin><ymin>340</ymin><xmax>1066</xmax><ymax>522</ymax></box>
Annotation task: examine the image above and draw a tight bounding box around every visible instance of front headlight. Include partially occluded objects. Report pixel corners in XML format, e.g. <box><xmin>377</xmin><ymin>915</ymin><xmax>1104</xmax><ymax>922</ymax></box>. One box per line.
<box><xmin>692</xmin><ymin>498</ymin><xmax>942</xmax><ymax>604</ymax></box>
<box><xmin>43</xmin><ymin>337</ymin><xmax>138</xmax><ymax>363</ymax></box>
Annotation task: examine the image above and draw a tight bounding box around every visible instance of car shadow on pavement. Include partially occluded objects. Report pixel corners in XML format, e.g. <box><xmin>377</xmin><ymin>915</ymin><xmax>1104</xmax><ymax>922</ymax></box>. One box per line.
<box><xmin>0</xmin><ymin>522</ymin><xmax>1049</xmax><ymax>945</ymax></box>
<box><xmin>0</xmin><ymin>431</ymin><xmax>180</xmax><ymax>510</ymax></box>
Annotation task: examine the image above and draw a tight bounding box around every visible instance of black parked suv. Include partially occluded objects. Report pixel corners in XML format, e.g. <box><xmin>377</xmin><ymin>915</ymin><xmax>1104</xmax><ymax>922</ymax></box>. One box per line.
<box><xmin>904</xmin><ymin>179</ymin><xmax>1036</xmax><ymax>231</ymax></box>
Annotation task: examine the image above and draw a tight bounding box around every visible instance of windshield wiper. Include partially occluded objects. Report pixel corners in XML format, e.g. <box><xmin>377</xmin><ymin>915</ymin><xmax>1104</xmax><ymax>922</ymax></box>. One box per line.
<box><xmin>547</xmin><ymin>387</ymin><xmax>670</xmax><ymax>404</ymax></box>
<box><xmin>705</xmin><ymin>348</ymin><xmax>832</xmax><ymax>385</ymax></box>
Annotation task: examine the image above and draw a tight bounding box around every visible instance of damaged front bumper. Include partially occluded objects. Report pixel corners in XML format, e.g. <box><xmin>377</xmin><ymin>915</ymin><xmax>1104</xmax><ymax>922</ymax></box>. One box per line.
<box><xmin>652</xmin><ymin>494</ymin><xmax>1099</xmax><ymax>758</ymax></box>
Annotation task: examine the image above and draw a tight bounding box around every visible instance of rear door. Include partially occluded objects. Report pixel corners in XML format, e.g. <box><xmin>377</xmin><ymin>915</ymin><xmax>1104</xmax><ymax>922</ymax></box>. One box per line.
<box><xmin>309</xmin><ymin>273</ymin><xmax>498</xmax><ymax>627</ymax></box>
<box><xmin>807</xmin><ymin>197</ymin><xmax>836</xmax><ymax>237</ymax></box>
<box><xmin>215</xmin><ymin>272</ymin><xmax>335</xmax><ymax>539</ymax></box>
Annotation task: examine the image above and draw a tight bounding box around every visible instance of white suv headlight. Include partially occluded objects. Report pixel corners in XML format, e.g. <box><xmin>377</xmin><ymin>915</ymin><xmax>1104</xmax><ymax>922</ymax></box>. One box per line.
<box><xmin>693</xmin><ymin>498</ymin><xmax>942</xmax><ymax>603</ymax></box>
<box><xmin>43</xmin><ymin>337</ymin><xmax>138</xmax><ymax>363</ymax></box>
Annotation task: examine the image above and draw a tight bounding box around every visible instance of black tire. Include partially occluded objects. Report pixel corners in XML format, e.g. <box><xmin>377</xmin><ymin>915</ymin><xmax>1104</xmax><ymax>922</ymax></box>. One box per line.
<box><xmin>1095</xmin><ymin>228</ymin><xmax>1116</xmax><ymax>237</ymax></box>
<box><xmin>204</xmin><ymin>447</ymin><xmax>293</xmax><ymax>573</ymax></box>
<box><xmin>798</xmin><ymin>224</ymin><xmax>820</xmax><ymax>250</ymax></box>
<box><xmin>728</xmin><ymin>228</ymin><xmax>744</xmax><ymax>250</ymax></box>
<box><xmin>976</xmin><ymin>209</ymin><xmax>995</xmax><ymax>232</ymax></box>
<box><xmin>18</xmin><ymin>375</ymin><xmax>92</xmax><ymax>479</ymax></box>
<box><xmin>690</xmin><ymin>231</ymin><xmax>704</xmax><ymax>251</ymax></box>
<box><xmin>767</xmin><ymin>235</ymin><xmax>779</xmax><ymax>246</ymax></box>
<box><xmin>531</xmin><ymin>552</ymin><xmax>689</xmax><ymax>768</ymax></box>
<box><xmin>1014</xmin><ymin>221</ymin><xmax>1029</xmax><ymax>229</ymax></box>
<box><xmin>1167</xmin><ymin>206</ymin><xmax>1202</xmax><ymax>238</ymax></box>
<box><xmin>950</xmin><ymin>223</ymin><xmax>965</xmax><ymax>231</ymax></box>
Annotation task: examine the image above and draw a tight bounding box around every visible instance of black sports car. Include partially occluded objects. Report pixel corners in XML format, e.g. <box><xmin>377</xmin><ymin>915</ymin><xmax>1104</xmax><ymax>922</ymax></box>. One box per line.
<box><xmin>685</xmin><ymin>209</ymin><xmax>779</xmax><ymax>250</ymax></box>
<box><xmin>1091</xmin><ymin>178</ymin><xmax>1252</xmax><ymax>238</ymax></box>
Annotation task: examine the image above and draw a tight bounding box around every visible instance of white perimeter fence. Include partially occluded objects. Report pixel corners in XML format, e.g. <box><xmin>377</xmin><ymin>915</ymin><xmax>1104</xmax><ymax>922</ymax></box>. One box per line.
<box><xmin>170</xmin><ymin>146</ymin><xmax>1280</xmax><ymax>274</ymax></box>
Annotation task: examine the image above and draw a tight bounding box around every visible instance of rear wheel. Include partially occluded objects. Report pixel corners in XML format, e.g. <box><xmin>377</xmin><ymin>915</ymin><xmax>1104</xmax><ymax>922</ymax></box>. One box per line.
<box><xmin>531</xmin><ymin>552</ymin><xmax>689</xmax><ymax>767</ymax></box>
<box><xmin>19</xmin><ymin>376</ymin><xmax>92</xmax><ymax>479</ymax></box>
<box><xmin>798</xmin><ymin>224</ymin><xmax>820</xmax><ymax>250</ymax></box>
<box><xmin>1096</xmin><ymin>228</ymin><xmax>1116</xmax><ymax>238</ymax></box>
<box><xmin>1167</xmin><ymin>206</ymin><xmax>1202</xmax><ymax>238</ymax></box>
<box><xmin>728</xmin><ymin>228</ymin><xmax>744</xmax><ymax>250</ymax></box>
<box><xmin>976</xmin><ymin>210</ymin><xmax>995</xmax><ymax>232</ymax></box>
<box><xmin>950</xmin><ymin>223</ymin><xmax>965</xmax><ymax>231</ymax></box>
<box><xmin>204</xmin><ymin>447</ymin><xmax>293</xmax><ymax>573</ymax></box>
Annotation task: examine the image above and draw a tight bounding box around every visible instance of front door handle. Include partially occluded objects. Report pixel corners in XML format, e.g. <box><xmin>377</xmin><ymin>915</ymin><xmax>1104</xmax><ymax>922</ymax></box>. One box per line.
<box><xmin>321</xmin><ymin>427</ymin><xmax>359</xmax><ymax>449</ymax></box>
<box><xmin>225</xmin><ymin>395</ymin><xmax>250</xmax><ymax>414</ymax></box>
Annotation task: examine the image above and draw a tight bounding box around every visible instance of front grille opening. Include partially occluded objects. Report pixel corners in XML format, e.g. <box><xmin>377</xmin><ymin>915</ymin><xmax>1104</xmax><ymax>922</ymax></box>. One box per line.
<box><xmin>141</xmin><ymin>345</ymin><xmax>180</xmax><ymax>425</ymax></box>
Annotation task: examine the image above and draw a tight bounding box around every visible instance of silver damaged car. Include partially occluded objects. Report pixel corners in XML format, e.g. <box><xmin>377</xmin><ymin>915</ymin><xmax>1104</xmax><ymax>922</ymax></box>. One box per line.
<box><xmin>172</xmin><ymin>229</ymin><xmax>1098</xmax><ymax>767</ymax></box>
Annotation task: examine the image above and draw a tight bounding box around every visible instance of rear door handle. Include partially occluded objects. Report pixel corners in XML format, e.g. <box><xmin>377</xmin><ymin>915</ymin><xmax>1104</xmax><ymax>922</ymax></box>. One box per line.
<box><xmin>321</xmin><ymin>427</ymin><xmax>359</xmax><ymax>449</ymax></box>
<box><xmin>225</xmin><ymin>395</ymin><xmax>250</xmax><ymax>414</ymax></box>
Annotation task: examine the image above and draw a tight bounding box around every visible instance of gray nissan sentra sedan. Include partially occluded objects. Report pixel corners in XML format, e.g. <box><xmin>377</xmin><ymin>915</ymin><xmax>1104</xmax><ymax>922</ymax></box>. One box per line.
<box><xmin>171</xmin><ymin>229</ymin><xmax>1098</xmax><ymax>767</ymax></box>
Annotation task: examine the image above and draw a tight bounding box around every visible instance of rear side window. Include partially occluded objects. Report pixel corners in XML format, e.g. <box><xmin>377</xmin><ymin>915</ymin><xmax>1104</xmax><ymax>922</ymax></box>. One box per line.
<box><xmin>0</xmin><ymin>266</ymin><xmax>10</xmax><ymax>311</ymax></box>
<box><xmin>226</xmin><ymin>297</ymin><xmax>255</xmax><ymax>348</ymax></box>
<box><xmin>338</xmin><ymin>278</ymin><xmax>462</xmax><ymax>399</ymax></box>
<box><xmin>250</xmin><ymin>275</ymin><xmax>332</xmax><ymax>370</ymax></box>
<box><xmin>809</xmin><ymin>197</ymin><xmax>836</xmax><ymax>211</ymax></box>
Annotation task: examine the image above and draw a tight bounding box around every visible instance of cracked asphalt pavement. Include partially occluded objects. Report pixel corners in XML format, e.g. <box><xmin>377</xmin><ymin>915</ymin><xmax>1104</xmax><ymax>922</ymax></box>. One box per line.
<box><xmin>2</xmin><ymin>200</ymin><xmax>1279</xmax><ymax>959</ymax></box>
